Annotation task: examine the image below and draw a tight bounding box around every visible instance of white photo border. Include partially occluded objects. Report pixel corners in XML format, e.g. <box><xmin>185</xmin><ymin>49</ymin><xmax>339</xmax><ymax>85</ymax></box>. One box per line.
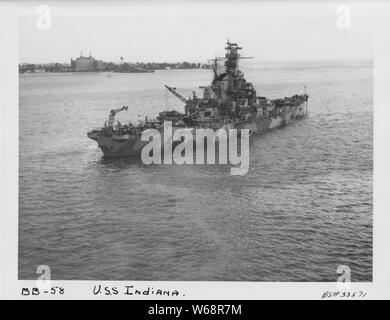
<box><xmin>1</xmin><ymin>0</ymin><xmax>389</xmax><ymax>300</ymax></box>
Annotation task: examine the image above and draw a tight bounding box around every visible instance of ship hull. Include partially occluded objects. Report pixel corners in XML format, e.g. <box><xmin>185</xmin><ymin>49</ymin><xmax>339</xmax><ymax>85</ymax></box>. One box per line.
<box><xmin>90</xmin><ymin>103</ymin><xmax>307</xmax><ymax>158</ymax></box>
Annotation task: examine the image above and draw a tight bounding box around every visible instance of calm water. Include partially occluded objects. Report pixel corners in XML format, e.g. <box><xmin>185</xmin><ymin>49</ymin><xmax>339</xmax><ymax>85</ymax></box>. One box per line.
<box><xmin>19</xmin><ymin>61</ymin><xmax>373</xmax><ymax>281</ymax></box>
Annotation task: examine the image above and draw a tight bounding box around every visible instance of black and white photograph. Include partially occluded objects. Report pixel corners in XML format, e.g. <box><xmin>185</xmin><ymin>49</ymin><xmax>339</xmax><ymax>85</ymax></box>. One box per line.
<box><xmin>1</xmin><ymin>0</ymin><xmax>390</xmax><ymax>301</ymax></box>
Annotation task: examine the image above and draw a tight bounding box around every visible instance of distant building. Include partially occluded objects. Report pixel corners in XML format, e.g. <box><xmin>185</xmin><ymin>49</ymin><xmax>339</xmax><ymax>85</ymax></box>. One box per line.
<box><xmin>71</xmin><ymin>52</ymin><xmax>105</xmax><ymax>72</ymax></box>
<box><xmin>59</xmin><ymin>65</ymin><xmax>72</xmax><ymax>72</ymax></box>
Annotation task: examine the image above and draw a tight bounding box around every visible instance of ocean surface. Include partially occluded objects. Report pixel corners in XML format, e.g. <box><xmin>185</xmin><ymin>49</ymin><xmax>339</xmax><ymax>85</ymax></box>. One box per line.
<box><xmin>19</xmin><ymin>61</ymin><xmax>373</xmax><ymax>281</ymax></box>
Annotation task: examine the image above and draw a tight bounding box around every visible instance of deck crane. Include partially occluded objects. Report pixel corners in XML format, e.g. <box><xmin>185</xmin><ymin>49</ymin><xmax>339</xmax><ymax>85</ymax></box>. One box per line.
<box><xmin>107</xmin><ymin>106</ymin><xmax>128</xmax><ymax>128</ymax></box>
<box><xmin>164</xmin><ymin>85</ymin><xmax>188</xmax><ymax>104</ymax></box>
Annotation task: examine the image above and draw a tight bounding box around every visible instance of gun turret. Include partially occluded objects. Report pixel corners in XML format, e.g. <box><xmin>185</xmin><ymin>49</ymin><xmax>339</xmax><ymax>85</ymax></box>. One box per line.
<box><xmin>164</xmin><ymin>85</ymin><xmax>188</xmax><ymax>104</ymax></box>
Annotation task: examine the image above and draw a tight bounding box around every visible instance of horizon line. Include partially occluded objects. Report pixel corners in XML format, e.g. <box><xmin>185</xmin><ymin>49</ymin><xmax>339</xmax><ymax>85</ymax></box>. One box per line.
<box><xmin>20</xmin><ymin>58</ymin><xmax>374</xmax><ymax>65</ymax></box>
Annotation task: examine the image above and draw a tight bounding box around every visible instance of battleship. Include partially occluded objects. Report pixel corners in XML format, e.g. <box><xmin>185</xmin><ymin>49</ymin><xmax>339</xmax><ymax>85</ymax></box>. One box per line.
<box><xmin>88</xmin><ymin>41</ymin><xmax>309</xmax><ymax>158</ymax></box>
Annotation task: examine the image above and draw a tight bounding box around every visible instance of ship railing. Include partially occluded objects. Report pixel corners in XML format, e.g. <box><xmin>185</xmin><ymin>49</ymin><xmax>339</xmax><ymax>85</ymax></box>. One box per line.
<box><xmin>194</xmin><ymin>117</ymin><xmax>219</xmax><ymax>122</ymax></box>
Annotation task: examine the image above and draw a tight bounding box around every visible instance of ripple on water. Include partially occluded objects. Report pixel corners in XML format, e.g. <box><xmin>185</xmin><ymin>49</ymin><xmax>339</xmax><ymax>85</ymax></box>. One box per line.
<box><xmin>19</xmin><ymin>64</ymin><xmax>372</xmax><ymax>281</ymax></box>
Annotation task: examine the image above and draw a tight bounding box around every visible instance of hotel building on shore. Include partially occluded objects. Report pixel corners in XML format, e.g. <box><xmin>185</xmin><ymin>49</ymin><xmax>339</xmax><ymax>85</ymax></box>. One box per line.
<box><xmin>71</xmin><ymin>52</ymin><xmax>105</xmax><ymax>72</ymax></box>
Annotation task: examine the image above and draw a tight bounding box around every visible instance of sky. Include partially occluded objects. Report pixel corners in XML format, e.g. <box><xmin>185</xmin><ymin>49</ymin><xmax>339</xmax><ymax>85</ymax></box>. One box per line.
<box><xmin>19</xmin><ymin>1</ymin><xmax>374</xmax><ymax>64</ymax></box>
